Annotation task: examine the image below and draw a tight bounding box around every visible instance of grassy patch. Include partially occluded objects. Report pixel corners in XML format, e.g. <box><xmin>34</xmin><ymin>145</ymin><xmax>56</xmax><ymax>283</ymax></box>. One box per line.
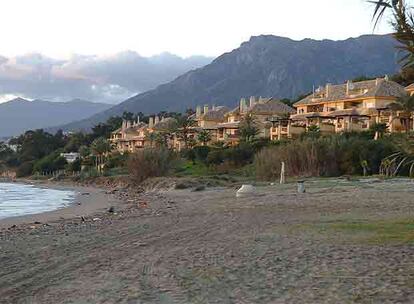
<box><xmin>175</xmin><ymin>161</ymin><xmax>212</xmax><ymax>177</ymax></box>
<box><xmin>317</xmin><ymin>219</ymin><xmax>414</xmax><ymax>245</ymax></box>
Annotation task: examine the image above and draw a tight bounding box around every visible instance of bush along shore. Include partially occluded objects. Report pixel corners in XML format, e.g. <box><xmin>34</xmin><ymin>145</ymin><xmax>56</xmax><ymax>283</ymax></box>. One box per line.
<box><xmin>3</xmin><ymin>122</ymin><xmax>414</xmax><ymax>187</ymax></box>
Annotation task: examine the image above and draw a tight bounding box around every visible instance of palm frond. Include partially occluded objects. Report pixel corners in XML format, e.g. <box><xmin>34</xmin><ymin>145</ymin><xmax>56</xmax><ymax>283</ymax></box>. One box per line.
<box><xmin>369</xmin><ymin>0</ymin><xmax>393</xmax><ymax>28</ymax></box>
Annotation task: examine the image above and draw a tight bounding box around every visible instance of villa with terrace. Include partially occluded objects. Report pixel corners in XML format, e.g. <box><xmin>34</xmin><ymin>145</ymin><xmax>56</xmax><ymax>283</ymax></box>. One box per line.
<box><xmin>269</xmin><ymin>76</ymin><xmax>412</xmax><ymax>140</ymax></box>
<box><xmin>110</xmin><ymin>77</ymin><xmax>414</xmax><ymax>153</ymax></box>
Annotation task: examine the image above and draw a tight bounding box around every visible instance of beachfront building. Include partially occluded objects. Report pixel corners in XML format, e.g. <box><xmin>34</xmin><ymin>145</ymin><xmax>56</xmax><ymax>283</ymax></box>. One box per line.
<box><xmin>285</xmin><ymin>77</ymin><xmax>410</xmax><ymax>136</ymax></box>
<box><xmin>218</xmin><ymin>97</ymin><xmax>296</xmax><ymax>144</ymax></box>
<box><xmin>60</xmin><ymin>152</ymin><xmax>80</xmax><ymax>163</ymax></box>
<box><xmin>109</xmin><ymin>97</ymin><xmax>295</xmax><ymax>153</ymax></box>
<box><xmin>110</xmin><ymin>116</ymin><xmax>179</xmax><ymax>153</ymax></box>
<box><xmin>110</xmin><ymin>119</ymin><xmax>147</xmax><ymax>153</ymax></box>
<box><xmin>193</xmin><ymin>105</ymin><xmax>230</xmax><ymax>143</ymax></box>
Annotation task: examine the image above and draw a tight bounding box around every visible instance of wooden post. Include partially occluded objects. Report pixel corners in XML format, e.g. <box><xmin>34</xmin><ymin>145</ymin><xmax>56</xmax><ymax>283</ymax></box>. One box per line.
<box><xmin>280</xmin><ymin>162</ymin><xmax>286</xmax><ymax>184</ymax></box>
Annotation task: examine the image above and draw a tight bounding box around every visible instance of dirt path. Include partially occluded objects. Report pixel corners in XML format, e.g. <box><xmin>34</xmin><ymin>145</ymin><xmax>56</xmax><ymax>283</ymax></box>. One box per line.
<box><xmin>2</xmin><ymin>179</ymin><xmax>414</xmax><ymax>303</ymax></box>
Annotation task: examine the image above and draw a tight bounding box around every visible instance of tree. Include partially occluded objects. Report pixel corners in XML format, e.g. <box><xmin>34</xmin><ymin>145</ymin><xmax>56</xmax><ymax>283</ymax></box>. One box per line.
<box><xmin>64</xmin><ymin>132</ymin><xmax>88</xmax><ymax>152</ymax></box>
<box><xmin>107</xmin><ymin>116</ymin><xmax>123</xmax><ymax>131</ymax></box>
<box><xmin>91</xmin><ymin>137</ymin><xmax>111</xmax><ymax>171</ymax></box>
<box><xmin>12</xmin><ymin>129</ymin><xmax>66</xmax><ymax>163</ymax></box>
<box><xmin>122</xmin><ymin>111</ymin><xmax>135</xmax><ymax>121</ymax></box>
<box><xmin>371</xmin><ymin>0</ymin><xmax>414</xmax><ymax>67</ymax></box>
<box><xmin>175</xmin><ymin>115</ymin><xmax>197</xmax><ymax>149</ymax></box>
<box><xmin>305</xmin><ymin>125</ymin><xmax>321</xmax><ymax>139</ymax></box>
<box><xmin>370</xmin><ymin>122</ymin><xmax>389</xmax><ymax>140</ymax></box>
<box><xmin>239</xmin><ymin>113</ymin><xmax>259</xmax><ymax>142</ymax></box>
<box><xmin>197</xmin><ymin>130</ymin><xmax>212</xmax><ymax>146</ymax></box>
<box><xmin>91</xmin><ymin>123</ymin><xmax>113</xmax><ymax>140</ymax></box>
<box><xmin>145</xmin><ymin>131</ymin><xmax>157</xmax><ymax>148</ymax></box>
<box><xmin>388</xmin><ymin>95</ymin><xmax>414</xmax><ymax>131</ymax></box>
<box><xmin>91</xmin><ymin>137</ymin><xmax>111</xmax><ymax>156</ymax></box>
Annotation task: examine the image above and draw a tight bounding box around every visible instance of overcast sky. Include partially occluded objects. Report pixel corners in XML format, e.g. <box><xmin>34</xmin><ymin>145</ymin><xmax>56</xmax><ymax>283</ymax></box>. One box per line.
<box><xmin>0</xmin><ymin>0</ymin><xmax>391</xmax><ymax>59</ymax></box>
<box><xmin>0</xmin><ymin>0</ymin><xmax>393</xmax><ymax>104</ymax></box>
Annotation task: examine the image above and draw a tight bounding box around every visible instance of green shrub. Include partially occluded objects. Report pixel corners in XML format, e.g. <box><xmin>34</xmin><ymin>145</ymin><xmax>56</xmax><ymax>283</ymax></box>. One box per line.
<box><xmin>66</xmin><ymin>158</ymin><xmax>81</xmax><ymax>172</ymax></box>
<box><xmin>33</xmin><ymin>152</ymin><xmax>67</xmax><ymax>173</ymax></box>
<box><xmin>254</xmin><ymin>135</ymin><xmax>398</xmax><ymax>180</ymax></box>
<box><xmin>206</xmin><ymin>149</ymin><xmax>225</xmax><ymax>165</ymax></box>
<box><xmin>224</xmin><ymin>143</ymin><xmax>255</xmax><ymax>166</ymax></box>
<box><xmin>16</xmin><ymin>161</ymin><xmax>34</xmax><ymax>177</ymax></box>
<box><xmin>128</xmin><ymin>148</ymin><xmax>176</xmax><ymax>183</ymax></box>
<box><xmin>193</xmin><ymin>146</ymin><xmax>210</xmax><ymax>162</ymax></box>
<box><xmin>181</xmin><ymin>149</ymin><xmax>196</xmax><ymax>163</ymax></box>
<box><xmin>105</xmin><ymin>152</ymin><xmax>129</xmax><ymax>169</ymax></box>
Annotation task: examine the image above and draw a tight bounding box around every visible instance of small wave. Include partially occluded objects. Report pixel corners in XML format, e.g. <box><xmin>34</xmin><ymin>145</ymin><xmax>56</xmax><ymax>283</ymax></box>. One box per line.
<box><xmin>0</xmin><ymin>183</ymin><xmax>76</xmax><ymax>219</ymax></box>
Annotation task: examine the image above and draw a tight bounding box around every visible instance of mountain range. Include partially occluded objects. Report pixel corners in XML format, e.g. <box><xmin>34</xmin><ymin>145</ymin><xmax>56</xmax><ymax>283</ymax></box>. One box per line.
<box><xmin>55</xmin><ymin>34</ymin><xmax>402</xmax><ymax>132</ymax></box>
<box><xmin>0</xmin><ymin>98</ymin><xmax>111</xmax><ymax>138</ymax></box>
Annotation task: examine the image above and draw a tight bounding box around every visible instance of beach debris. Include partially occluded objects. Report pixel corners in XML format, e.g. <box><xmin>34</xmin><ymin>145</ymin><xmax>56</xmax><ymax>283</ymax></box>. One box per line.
<box><xmin>93</xmin><ymin>218</ymin><xmax>101</xmax><ymax>221</ymax></box>
<box><xmin>297</xmin><ymin>180</ymin><xmax>306</xmax><ymax>193</ymax></box>
<box><xmin>108</xmin><ymin>206</ymin><xmax>115</xmax><ymax>213</ymax></box>
<box><xmin>139</xmin><ymin>201</ymin><xmax>148</xmax><ymax>208</ymax></box>
<box><xmin>192</xmin><ymin>185</ymin><xmax>206</xmax><ymax>192</ymax></box>
<box><xmin>8</xmin><ymin>224</ymin><xmax>17</xmax><ymax>230</ymax></box>
<box><xmin>81</xmin><ymin>192</ymin><xmax>90</xmax><ymax>196</ymax></box>
<box><xmin>106</xmin><ymin>189</ymin><xmax>118</xmax><ymax>194</ymax></box>
<box><xmin>34</xmin><ymin>221</ymin><xmax>42</xmax><ymax>225</ymax></box>
<box><xmin>133</xmin><ymin>241</ymin><xmax>148</xmax><ymax>247</ymax></box>
<box><xmin>236</xmin><ymin>184</ymin><xmax>255</xmax><ymax>197</ymax></box>
<box><xmin>81</xmin><ymin>216</ymin><xmax>86</xmax><ymax>222</ymax></box>
<box><xmin>77</xmin><ymin>202</ymin><xmax>82</xmax><ymax>206</ymax></box>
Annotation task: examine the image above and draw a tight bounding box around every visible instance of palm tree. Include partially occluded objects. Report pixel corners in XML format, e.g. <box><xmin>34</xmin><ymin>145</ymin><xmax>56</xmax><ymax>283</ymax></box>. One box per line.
<box><xmin>371</xmin><ymin>0</ymin><xmax>414</xmax><ymax>68</ymax></box>
<box><xmin>370</xmin><ymin>122</ymin><xmax>388</xmax><ymax>140</ymax></box>
<box><xmin>384</xmin><ymin>135</ymin><xmax>414</xmax><ymax>177</ymax></box>
<box><xmin>239</xmin><ymin>113</ymin><xmax>259</xmax><ymax>142</ymax></box>
<box><xmin>175</xmin><ymin>115</ymin><xmax>197</xmax><ymax>149</ymax></box>
<box><xmin>197</xmin><ymin>130</ymin><xmax>212</xmax><ymax>146</ymax></box>
<box><xmin>145</xmin><ymin>131</ymin><xmax>157</xmax><ymax>148</ymax></box>
<box><xmin>91</xmin><ymin>137</ymin><xmax>111</xmax><ymax>170</ymax></box>
<box><xmin>306</xmin><ymin>125</ymin><xmax>321</xmax><ymax>139</ymax></box>
<box><xmin>388</xmin><ymin>95</ymin><xmax>414</xmax><ymax>131</ymax></box>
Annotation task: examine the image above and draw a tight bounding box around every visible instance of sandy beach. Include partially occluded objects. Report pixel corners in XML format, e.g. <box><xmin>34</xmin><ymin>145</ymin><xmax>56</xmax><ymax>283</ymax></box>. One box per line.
<box><xmin>2</xmin><ymin>178</ymin><xmax>414</xmax><ymax>303</ymax></box>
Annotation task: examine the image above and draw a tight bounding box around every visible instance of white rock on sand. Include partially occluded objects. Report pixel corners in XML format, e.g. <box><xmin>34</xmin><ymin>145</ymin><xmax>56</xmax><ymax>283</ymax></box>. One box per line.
<box><xmin>236</xmin><ymin>184</ymin><xmax>255</xmax><ymax>197</ymax></box>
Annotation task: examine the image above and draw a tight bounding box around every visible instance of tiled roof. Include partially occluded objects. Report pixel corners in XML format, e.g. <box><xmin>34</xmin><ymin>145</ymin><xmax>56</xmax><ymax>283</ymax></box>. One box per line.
<box><xmin>250</xmin><ymin>99</ymin><xmax>295</xmax><ymax>114</ymax></box>
<box><xmin>153</xmin><ymin>117</ymin><xmax>177</xmax><ymax>131</ymax></box>
<box><xmin>294</xmin><ymin>79</ymin><xmax>407</xmax><ymax>106</ymax></box>
<box><xmin>124</xmin><ymin>123</ymin><xmax>147</xmax><ymax>134</ymax></box>
<box><xmin>228</xmin><ymin>98</ymin><xmax>295</xmax><ymax>115</ymax></box>
<box><xmin>406</xmin><ymin>83</ymin><xmax>414</xmax><ymax>90</ymax></box>
<box><xmin>200</xmin><ymin>106</ymin><xmax>230</xmax><ymax>121</ymax></box>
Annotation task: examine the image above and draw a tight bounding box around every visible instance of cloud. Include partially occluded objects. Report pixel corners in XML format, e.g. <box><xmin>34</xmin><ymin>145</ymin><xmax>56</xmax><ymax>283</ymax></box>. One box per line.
<box><xmin>0</xmin><ymin>52</ymin><xmax>212</xmax><ymax>104</ymax></box>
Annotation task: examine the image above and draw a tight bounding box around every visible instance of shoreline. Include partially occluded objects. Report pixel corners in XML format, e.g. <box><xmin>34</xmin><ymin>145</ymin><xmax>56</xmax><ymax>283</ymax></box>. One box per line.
<box><xmin>0</xmin><ymin>180</ymin><xmax>123</xmax><ymax>229</ymax></box>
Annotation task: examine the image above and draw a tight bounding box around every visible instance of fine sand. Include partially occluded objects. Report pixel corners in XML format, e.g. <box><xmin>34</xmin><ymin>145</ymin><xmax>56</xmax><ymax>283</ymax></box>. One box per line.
<box><xmin>2</xmin><ymin>178</ymin><xmax>414</xmax><ymax>303</ymax></box>
<box><xmin>0</xmin><ymin>182</ymin><xmax>123</xmax><ymax>229</ymax></box>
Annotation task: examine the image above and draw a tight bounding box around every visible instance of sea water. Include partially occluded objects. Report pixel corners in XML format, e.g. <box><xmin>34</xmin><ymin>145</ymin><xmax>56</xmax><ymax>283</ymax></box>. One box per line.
<box><xmin>0</xmin><ymin>183</ymin><xmax>75</xmax><ymax>219</ymax></box>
